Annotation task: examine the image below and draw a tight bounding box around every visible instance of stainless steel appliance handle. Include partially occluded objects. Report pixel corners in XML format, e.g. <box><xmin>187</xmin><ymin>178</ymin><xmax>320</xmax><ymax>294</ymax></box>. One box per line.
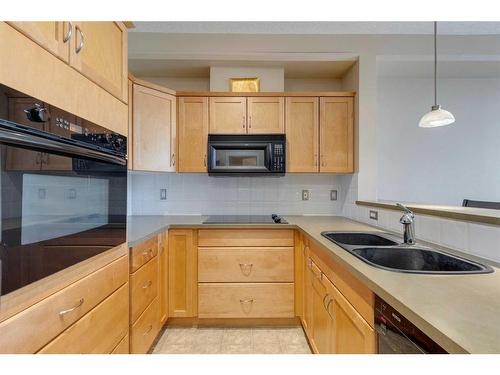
<box><xmin>0</xmin><ymin>126</ymin><xmax>126</xmax><ymax>165</ymax></box>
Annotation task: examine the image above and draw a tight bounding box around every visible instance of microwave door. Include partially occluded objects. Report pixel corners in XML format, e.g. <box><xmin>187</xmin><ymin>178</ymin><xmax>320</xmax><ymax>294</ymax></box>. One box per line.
<box><xmin>209</xmin><ymin>143</ymin><xmax>271</xmax><ymax>173</ymax></box>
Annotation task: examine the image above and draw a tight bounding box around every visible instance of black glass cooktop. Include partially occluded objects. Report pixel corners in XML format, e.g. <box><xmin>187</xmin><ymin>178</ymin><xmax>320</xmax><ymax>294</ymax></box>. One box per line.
<box><xmin>203</xmin><ymin>215</ymin><xmax>287</xmax><ymax>224</ymax></box>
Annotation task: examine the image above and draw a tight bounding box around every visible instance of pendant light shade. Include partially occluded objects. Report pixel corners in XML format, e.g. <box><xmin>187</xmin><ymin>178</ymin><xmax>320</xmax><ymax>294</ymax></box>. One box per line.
<box><xmin>419</xmin><ymin>22</ymin><xmax>455</xmax><ymax>128</ymax></box>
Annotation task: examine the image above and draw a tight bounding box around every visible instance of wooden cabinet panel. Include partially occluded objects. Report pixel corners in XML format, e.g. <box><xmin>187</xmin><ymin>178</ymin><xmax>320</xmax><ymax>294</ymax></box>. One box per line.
<box><xmin>111</xmin><ymin>334</ymin><xmax>129</xmax><ymax>354</ymax></box>
<box><xmin>130</xmin><ymin>235</ymin><xmax>158</xmax><ymax>273</ymax></box>
<box><xmin>158</xmin><ymin>231</ymin><xmax>169</xmax><ymax>326</ymax></box>
<box><xmin>198</xmin><ymin>247</ymin><xmax>294</xmax><ymax>282</ymax></box>
<box><xmin>168</xmin><ymin>230</ymin><xmax>197</xmax><ymax>317</ymax></box>
<box><xmin>209</xmin><ymin>97</ymin><xmax>247</xmax><ymax>134</ymax></box>
<box><xmin>198</xmin><ymin>283</ymin><xmax>294</xmax><ymax>318</ymax></box>
<box><xmin>285</xmin><ymin>97</ymin><xmax>319</xmax><ymax>172</ymax></box>
<box><xmin>130</xmin><ymin>298</ymin><xmax>160</xmax><ymax>354</ymax></box>
<box><xmin>130</xmin><ymin>256</ymin><xmax>158</xmax><ymax>323</ymax></box>
<box><xmin>132</xmin><ymin>84</ymin><xmax>176</xmax><ymax>171</ymax></box>
<box><xmin>320</xmin><ymin>97</ymin><xmax>354</xmax><ymax>173</ymax></box>
<box><xmin>310</xmin><ymin>261</ymin><xmax>331</xmax><ymax>354</ymax></box>
<box><xmin>38</xmin><ymin>284</ymin><xmax>129</xmax><ymax>354</ymax></box>
<box><xmin>0</xmin><ymin>255</ymin><xmax>128</xmax><ymax>353</ymax></box>
<box><xmin>247</xmin><ymin>97</ymin><xmax>284</xmax><ymax>134</ymax></box>
<box><xmin>7</xmin><ymin>22</ymin><xmax>70</xmax><ymax>62</ymax></box>
<box><xmin>178</xmin><ymin>97</ymin><xmax>209</xmax><ymax>172</ymax></box>
<box><xmin>69</xmin><ymin>22</ymin><xmax>128</xmax><ymax>102</ymax></box>
<box><xmin>303</xmin><ymin>246</ymin><xmax>314</xmax><ymax>336</ymax></box>
<box><xmin>198</xmin><ymin>229</ymin><xmax>294</xmax><ymax>247</ymax></box>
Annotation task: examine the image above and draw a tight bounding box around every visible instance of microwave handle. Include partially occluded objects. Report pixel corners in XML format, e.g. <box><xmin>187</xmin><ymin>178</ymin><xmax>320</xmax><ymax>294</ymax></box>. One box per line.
<box><xmin>0</xmin><ymin>126</ymin><xmax>126</xmax><ymax>166</ymax></box>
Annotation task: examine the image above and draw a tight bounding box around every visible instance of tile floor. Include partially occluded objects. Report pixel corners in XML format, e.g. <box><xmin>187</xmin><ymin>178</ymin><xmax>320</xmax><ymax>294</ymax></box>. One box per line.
<box><xmin>152</xmin><ymin>326</ymin><xmax>312</xmax><ymax>354</ymax></box>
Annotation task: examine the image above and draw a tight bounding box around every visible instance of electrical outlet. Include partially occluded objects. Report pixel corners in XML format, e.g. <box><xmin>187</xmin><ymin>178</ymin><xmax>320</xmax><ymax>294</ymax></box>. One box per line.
<box><xmin>369</xmin><ymin>210</ymin><xmax>378</xmax><ymax>221</ymax></box>
<box><xmin>330</xmin><ymin>190</ymin><xmax>338</xmax><ymax>201</ymax></box>
<box><xmin>67</xmin><ymin>188</ymin><xmax>77</xmax><ymax>200</ymax></box>
<box><xmin>38</xmin><ymin>188</ymin><xmax>46</xmax><ymax>200</ymax></box>
<box><xmin>302</xmin><ymin>190</ymin><xmax>310</xmax><ymax>201</ymax></box>
<box><xmin>160</xmin><ymin>189</ymin><xmax>167</xmax><ymax>200</ymax></box>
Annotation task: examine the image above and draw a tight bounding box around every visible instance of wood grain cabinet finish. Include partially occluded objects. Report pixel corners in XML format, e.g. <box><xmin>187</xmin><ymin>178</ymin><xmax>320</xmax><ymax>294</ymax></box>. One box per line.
<box><xmin>285</xmin><ymin>97</ymin><xmax>319</xmax><ymax>172</ymax></box>
<box><xmin>198</xmin><ymin>229</ymin><xmax>294</xmax><ymax>247</ymax></box>
<box><xmin>320</xmin><ymin>97</ymin><xmax>354</xmax><ymax>173</ymax></box>
<box><xmin>0</xmin><ymin>255</ymin><xmax>128</xmax><ymax>353</ymax></box>
<box><xmin>178</xmin><ymin>97</ymin><xmax>209</xmax><ymax>172</ymax></box>
<box><xmin>198</xmin><ymin>283</ymin><xmax>294</xmax><ymax>318</ymax></box>
<box><xmin>198</xmin><ymin>247</ymin><xmax>294</xmax><ymax>283</ymax></box>
<box><xmin>69</xmin><ymin>22</ymin><xmax>128</xmax><ymax>102</ymax></box>
<box><xmin>247</xmin><ymin>97</ymin><xmax>284</xmax><ymax>134</ymax></box>
<box><xmin>132</xmin><ymin>84</ymin><xmax>176</xmax><ymax>171</ymax></box>
<box><xmin>302</xmin><ymin>246</ymin><xmax>313</xmax><ymax>334</ymax></box>
<box><xmin>130</xmin><ymin>256</ymin><xmax>159</xmax><ymax>323</ymax></box>
<box><xmin>309</xmin><ymin>260</ymin><xmax>331</xmax><ymax>354</ymax></box>
<box><xmin>38</xmin><ymin>284</ymin><xmax>129</xmax><ymax>354</ymax></box>
<box><xmin>111</xmin><ymin>334</ymin><xmax>130</xmax><ymax>354</ymax></box>
<box><xmin>158</xmin><ymin>231</ymin><xmax>169</xmax><ymax>326</ymax></box>
<box><xmin>130</xmin><ymin>297</ymin><xmax>160</xmax><ymax>354</ymax></box>
<box><xmin>168</xmin><ymin>229</ymin><xmax>197</xmax><ymax>317</ymax></box>
<box><xmin>209</xmin><ymin>97</ymin><xmax>247</xmax><ymax>134</ymax></box>
<box><xmin>7</xmin><ymin>21</ymin><xmax>71</xmax><ymax>62</ymax></box>
<box><xmin>130</xmin><ymin>235</ymin><xmax>158</xmax><ymax>273</ymax></box>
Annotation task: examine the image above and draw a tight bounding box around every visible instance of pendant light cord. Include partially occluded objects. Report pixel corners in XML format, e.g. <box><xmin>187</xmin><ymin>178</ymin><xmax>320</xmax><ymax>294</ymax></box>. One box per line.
<box><xmin>434</xmin><ymin>21</ymin><xmax>437</xmax><ymax>107</ymax></box>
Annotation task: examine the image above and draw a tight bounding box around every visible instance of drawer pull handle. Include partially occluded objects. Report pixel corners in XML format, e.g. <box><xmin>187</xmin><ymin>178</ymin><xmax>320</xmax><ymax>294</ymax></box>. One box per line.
<box><xmin>326</xmin><ymin>298</ymin><xmax>334</xmax><ymax>319</ymax></box>
<box><xmin>59</xmin><ymin>298</ymin><xmax>84</xmax><ymax>316</ymax></box>
<box><xmin>142</xmin><ymin>280</ymin><xmax>153</xmax><ymax>289</ymax></box>
<box><xmin>75</xmin><ymin>25</ymin><xmax>84</xmax><ymax>54</ymax></box>
<box><xmin>142</xmin><ymin>249</ymin><xmax>154</xmax><ymax>258</ymax></box>
<box><xmin>240</xmin><ymin>299</ymin><xmax>254</xmax><ymax>304</ymax></box>
<box><xmin>239</xmin><ymin>263</ymin><xmax>253</xmax><ymax>276</ymax></box>
<box><xmin>322</xmin><ymin>293</ymin><xmax>330</xmax><ymax>308</ymax></box>
<box><xmin>143</xmin><ymin>325</ymin><xmax>153</xmax><ymax>335</ymax></box>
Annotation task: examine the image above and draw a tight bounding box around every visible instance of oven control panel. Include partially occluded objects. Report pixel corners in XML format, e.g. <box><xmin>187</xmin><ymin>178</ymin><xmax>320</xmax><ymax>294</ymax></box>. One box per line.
<box><xmin>271</xmin><ymin>143</ymin><xmax>285</xmax><ymax>172</ymax></box>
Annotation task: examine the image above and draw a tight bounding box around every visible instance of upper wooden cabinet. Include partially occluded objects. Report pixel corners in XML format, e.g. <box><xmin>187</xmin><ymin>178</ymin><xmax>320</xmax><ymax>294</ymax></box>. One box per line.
<box><xmin>285</xmin><ymin>97</ymin><xmax>319</xmax><ymax>172</ymax></box>
<box><xmin>69</xmin><ymin>22</ymin><xmax>128</xmax><ymax>103</ymax></box>
<box><xmin>247</xmin><ymin>97</ymin><xmax>284</xmax><ymax>134</ymax></box>
<box><xmin>132</xmin><ymin>84</ymin><xmax>176</xmax><ymax>172</ymax></box>
<box><xmin>320</xmin><ymin>97</ymin><xmax>354</xmax><ymax>173</ymax></box>
<box><xmin>178</xmin><ymin>97</ymin><xmax>209</xmax><ymax>172</ymax></box>
<box><xmin>209</xmin><ymin>97</ymin><xmax>247</xmax><ymax>134</ymax></box>
<box><xmin>208</xmin><ymin>96</ymin><xmax>284</xmax><ymax>134</ymax></box>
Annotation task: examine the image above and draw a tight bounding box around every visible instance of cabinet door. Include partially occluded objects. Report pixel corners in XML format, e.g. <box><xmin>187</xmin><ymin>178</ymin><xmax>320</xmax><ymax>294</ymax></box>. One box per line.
<box><xmin>132</xmin><ymin>84</ymin><xmax>176</xmax><ymax>172</ymax></box>
<box><xmin>7</xmin><ymin>22</ymin><xmax>70</xmax><ymax>62</ymax></box>
<box><xmin>310</xmin><ymin>261</ymin><xmax>331</xmax><ymax>354</ymax></box>
<box><xmin>285</xmin><ymin>97</ymin><xmax>319</xmax><ymax>172</ymax></box>
<box><xmin>247</xmin><ymin>97</ymin><xmax>284</xmax><ymax>134</ymax></box>
<box><xmin>209</xmin><ymin>97</ymin><xmax>247</xmax><ymax>134</ymax></box>
<box><xmin>69</xmin><ymin>22</ymin><xmax>128</xmax><ymax>102</ymax></box>
<box><xmin>178</xmin><ymin>97</ymin><xmax>209</xmax><ymax>172</ymax></box>
<box><xmin>328</xmin><ymin>279</ymin><xmax>376</xmax><ymax>354</ymax></box>
<box><xmin>168</xmin><ymin>230</ymin><xmax>197</xmax><ymax>317</ymax></box>
<box><xmin>319</xmin><ymin>97</ymin><xmax>354</xmax><ymax>173</ymax></box>
<box><xmin>158</xmin><ymin>231</ymin><xmax>169</xmax><ymax>326</ymax></box>
<box><xmin>303</xmin><ymin>252</ymin><xmax>314</xmax><ymax>337</ymax></box>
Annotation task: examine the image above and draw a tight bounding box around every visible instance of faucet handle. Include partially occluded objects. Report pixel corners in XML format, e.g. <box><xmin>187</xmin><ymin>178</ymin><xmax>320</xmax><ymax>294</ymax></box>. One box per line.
<box><xmin>396</xmin><ymin>203</ymin><xmax>414</xmax><ymax>216</ymax></box>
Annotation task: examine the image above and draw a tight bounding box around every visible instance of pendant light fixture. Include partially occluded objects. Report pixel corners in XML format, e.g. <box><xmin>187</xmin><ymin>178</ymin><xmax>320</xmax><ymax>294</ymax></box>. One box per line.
<box><xmin>419</xmin><ymin>21</ymin><xmax>455</xmax><ymax>128</ymax></box>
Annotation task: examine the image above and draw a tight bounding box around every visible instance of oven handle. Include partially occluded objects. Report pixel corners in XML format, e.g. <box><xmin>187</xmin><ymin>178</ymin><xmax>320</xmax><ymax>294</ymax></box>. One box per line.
<box><xmin>0</xmin><ymin>126</ymin><xmax>126</xmax><ymax>166</ymax></box>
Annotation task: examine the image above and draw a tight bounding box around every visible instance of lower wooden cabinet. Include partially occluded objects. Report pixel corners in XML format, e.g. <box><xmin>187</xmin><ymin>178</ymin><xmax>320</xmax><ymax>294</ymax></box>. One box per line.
<box><xmin>130</xmin><ymin>256</ymin><xmax>158</xmax><ymax>323</ymax></box>
<box><xmin>158</xmin><ymin>230</ymin><xmax>169</xmax><ymax>325</ymax></box>
<box><xmin>130</xmin><ymin>298</ymin><xmax>160</xmax><ymax>354</ymax></box>
<box><xmin>111</xmin><ymin>334</ymin><xmax>130</xmax><ymax>354</ymax></box>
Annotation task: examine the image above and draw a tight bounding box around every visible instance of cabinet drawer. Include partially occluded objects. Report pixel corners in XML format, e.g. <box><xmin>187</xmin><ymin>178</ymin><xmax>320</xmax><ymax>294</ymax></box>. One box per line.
<box><xmin>130</xmin><ymin>256</ymin><xmax>158</xmax><ymax>323</ymax></box>
<box><xmin>130</xmin><ymin>236</ymin><xmax>158</xmax><ymax>273</ymax></box>
<box><xmin>198</xmin><ymin>229</ymin><xmax>294</xmax><ymax>247</ymax></box>
<box><xmin>130</xmin><ymin>297</ymin><xmax>160</xmax><ymax>354</ymax></box>
<box><xmin>198</xmin><ymin>283</ymin><xmax>294</xmax><ymax>318</ymax></box>
<box><xmin>198</xmin><ymin>247</ymin><xmax>294</xmax><ymax>282</ymax></box>
<box><xmin>38</xmin><ymin>284</ymin><xmax>129</xmax><ymax>354</ymax></box>
<box><xmin>0</xmin><ymin>255</ymin><xmax>128</xmax><ymax>353</ymax></box>
<box><xmin>111</xmin><ymin>334</ymin><xmax>129</xmax><ymax>354</ymax></box>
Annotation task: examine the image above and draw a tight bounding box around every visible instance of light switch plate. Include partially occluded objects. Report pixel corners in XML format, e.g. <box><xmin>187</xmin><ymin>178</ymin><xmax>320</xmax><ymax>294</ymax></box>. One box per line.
<box><xmin>330</xmin><ymin>190</ymin><xmax>338</xmax><ymax>201</ymax></box>
<box><xmin>369</xmin><ymin>210</ymin><xmax>378</xmax><ymax>221</ymax></box>
<box><xmin>160</xmin><ymin>189</ymin><xmax>167</xmax><ymax>200</ymax></box>
<box><xmin>302</xmin><ymin>190</ymin><xmax>310</xmax><ymax>201</ymax></box>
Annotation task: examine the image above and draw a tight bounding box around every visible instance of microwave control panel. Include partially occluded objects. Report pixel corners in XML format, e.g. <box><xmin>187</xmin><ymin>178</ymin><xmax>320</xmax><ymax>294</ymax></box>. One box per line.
<box><xmin>272</xmin><ymin>143</ymin><xmax>285</xmax><ymax>172</ymax></box>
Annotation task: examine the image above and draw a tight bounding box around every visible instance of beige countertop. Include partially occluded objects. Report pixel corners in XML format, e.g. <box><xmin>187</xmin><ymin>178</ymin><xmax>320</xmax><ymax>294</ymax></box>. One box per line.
<box><xmin>127</xmin><ymin>215</ymin><xmax>500</xmax><ymax>354</ymax></box>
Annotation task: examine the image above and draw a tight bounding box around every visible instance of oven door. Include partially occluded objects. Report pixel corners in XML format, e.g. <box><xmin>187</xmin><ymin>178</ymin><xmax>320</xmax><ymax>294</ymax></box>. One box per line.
<box><xmin>208</xmin><ymin>142</ymin><xmax>272</xmax><ymax>175</ymax></box>
<box><xmin>0</xmin><ymin>125</ymin><xmax>126</xmax><ymax>297</ymax></box>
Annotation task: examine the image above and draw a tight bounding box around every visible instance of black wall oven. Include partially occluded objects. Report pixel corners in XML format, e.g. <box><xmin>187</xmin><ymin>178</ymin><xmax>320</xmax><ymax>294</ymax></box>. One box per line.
<box><xmin>0</xmin><ymin>83</ymin><xmax>127</xmax><ymax>297</ymax></box>
<box><xmin>207</xmin><ymin>134</ymin><xmax>285</xmax><ymax>176</ymax></box>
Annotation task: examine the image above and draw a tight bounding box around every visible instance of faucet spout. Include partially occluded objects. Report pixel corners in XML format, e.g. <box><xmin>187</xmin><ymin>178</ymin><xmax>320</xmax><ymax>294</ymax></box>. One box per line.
<box><xmin>397</xmin><ymin>203</ymin><xmax>416</xmax><ymax>245</ymax></box>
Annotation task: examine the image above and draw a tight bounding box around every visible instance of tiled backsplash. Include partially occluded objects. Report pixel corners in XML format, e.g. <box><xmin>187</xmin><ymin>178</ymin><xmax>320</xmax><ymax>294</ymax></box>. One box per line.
<box><xmin>128</xmin><ymin>171</ymin><xmax>344</xmax><ymax>216</ymax></box>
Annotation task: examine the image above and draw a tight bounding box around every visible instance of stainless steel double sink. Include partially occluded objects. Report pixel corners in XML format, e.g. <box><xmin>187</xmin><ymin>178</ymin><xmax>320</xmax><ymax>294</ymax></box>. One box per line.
<box><xmin>321</xmin><ymin>231</ymin><xmax>493</xmax><ymax>275</ymax></box>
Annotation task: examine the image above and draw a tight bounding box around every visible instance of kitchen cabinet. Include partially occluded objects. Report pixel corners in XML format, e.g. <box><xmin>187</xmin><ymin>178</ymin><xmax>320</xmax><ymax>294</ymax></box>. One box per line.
<box><xmin>247</xmin><ymin>97</ymin><xmax>284</xmax><ymax>134</ymax></box>
<box><xmin>168</xmin><ymin>229</ymin><xmax>198</xmax><ymax>317</ymax></box>
<box><xmin>132</xmin><ymin>83</ymin><xmax>176</xmax><ymax>172</ymax></box>
<box><xmin>7</xmin><ymin>22</ymin><xmax>71</xmax><ymax>62</ymax></box>
<box><xmin>320</xmin><ymin>97</ymin><xmax>354</xmax><ymax>173</ymax></box>
<box><xmin>178</xmin><ymin>97</ymin><xmax>209</xmax><ymax>172</ymax></box>
<box><xmin>130</xmin><ymin>298</ymin><xmax>160</xmax><ymax>354</ymax></box>
<box><xmin>310</xmin><ymin>261</ymin><xmax>331</xmax><ymax>354</ymax></box>
<box><xmin>209</xmin><ymin>97</ymin><xmax>247</xmax><ymax>134</ymax></box>
<box><xmin>285</xmin><ymin>97</ymin><xmax>319</xmax><ymax>172</ymax></box>
<box><xmin>158</xmin><ymin>230</ymin><xmax>169</xmax><ymax>326</ymax></box>
<box><xmin>69</xmin><ymin>22</ymin><xmax>128</xmax><ymax>102</ymax></box>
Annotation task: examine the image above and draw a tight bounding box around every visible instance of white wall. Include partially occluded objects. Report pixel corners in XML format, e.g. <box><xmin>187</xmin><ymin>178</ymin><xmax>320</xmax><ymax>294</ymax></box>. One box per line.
<box><xmin>377</xmin><ymin>77</ymin><xmax>500</xmax><ymax>205</ymax></box>
<box><xmin>128</xmin><ymin>172</ymin><xmax>344</xmax><ymax>216</ymax></box>
<box><xmin>210</xmin><ymin>66</ymin><xmax>284</xmax><ymax>92</ymax></box>
<box><xmin>284</xmin><ymin>78</ymin><xmax>342</xmax><ymax>91</ymax></box>
<box><xmin>138</xmin><ymin>77</ymin><xmax>209</xmax><ymax>91</ymax></box>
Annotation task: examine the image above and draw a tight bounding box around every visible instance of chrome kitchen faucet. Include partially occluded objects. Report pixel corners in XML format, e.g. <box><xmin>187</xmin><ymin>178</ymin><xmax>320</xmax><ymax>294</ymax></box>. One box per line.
<box><xmin>397</xmin><ymin>203</ymin><xmax>416</xmax><ymax>245</ymax></box>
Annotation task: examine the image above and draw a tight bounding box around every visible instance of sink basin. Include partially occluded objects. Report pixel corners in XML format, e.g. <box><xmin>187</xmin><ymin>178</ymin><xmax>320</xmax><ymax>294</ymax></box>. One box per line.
<box><xmin>352</xmin><ymin>247</ymin><xmax>492</xmax><ymax>274</ymax></box>
<box><xmin>322</xmin><ymin>232</ymin><xmax>399</xmax><ymax>246</ymax></box>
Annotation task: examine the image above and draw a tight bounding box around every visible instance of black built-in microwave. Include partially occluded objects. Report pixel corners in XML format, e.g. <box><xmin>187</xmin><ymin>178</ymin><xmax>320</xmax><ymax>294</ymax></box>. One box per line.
<box><xmin>207</xmin><ymin>134</ymin><xmax>285</xmax><ymax>176</ymax></box>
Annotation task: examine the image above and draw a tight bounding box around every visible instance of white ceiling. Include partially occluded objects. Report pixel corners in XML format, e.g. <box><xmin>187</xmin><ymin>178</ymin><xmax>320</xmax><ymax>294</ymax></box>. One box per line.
<box><xmin>130</xmin><ymin>22</ymin><xmax>500</xmax><ymax>35</ymax></box>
